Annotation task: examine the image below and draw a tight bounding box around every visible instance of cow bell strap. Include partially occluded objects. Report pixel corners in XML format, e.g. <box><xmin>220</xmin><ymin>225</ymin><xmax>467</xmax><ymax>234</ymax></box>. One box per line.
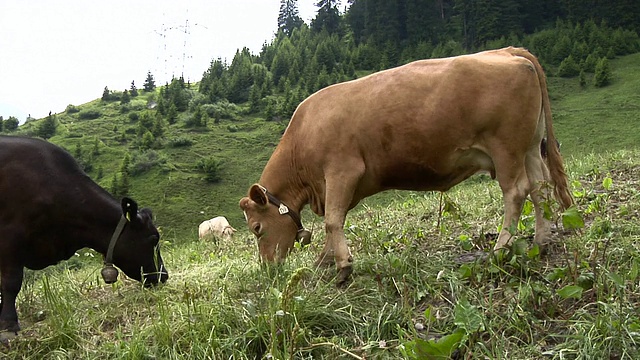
<box><xmin>105</xmin><ymin>215</ymin><xmax>128</xmax><ymax>265</ymax></box>
<box><xmin>257</xmin><ymin>184</ymin><xmax>305</xmax><ymax>232</ymax></box>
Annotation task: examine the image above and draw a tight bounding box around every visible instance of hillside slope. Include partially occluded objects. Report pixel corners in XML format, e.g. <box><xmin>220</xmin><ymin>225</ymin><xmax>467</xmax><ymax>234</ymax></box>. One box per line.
<box><xmin>12</xmin><ymin>52</ymin><xmax>640</xmax><ymax>243</ymax></box>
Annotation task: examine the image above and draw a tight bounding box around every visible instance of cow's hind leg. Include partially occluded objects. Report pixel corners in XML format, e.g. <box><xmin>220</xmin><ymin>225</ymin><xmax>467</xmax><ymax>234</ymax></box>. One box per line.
<box><xmin>0</xmin><ymin>264</ymin><xmax>24</xmax><ymax>334</ymax></box>
<box><xmin>525</xmin><ymin>147</ymin><xmax>553</xmax><ymax>249</ymax></box>
<box><xmin>494</xmin><ymin>157</ymin><xmax>531</xmax><ymax>250</ymax></box>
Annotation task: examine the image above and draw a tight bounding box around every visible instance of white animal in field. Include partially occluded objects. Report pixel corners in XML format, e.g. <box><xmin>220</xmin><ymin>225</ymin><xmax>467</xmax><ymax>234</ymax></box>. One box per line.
<box><xmin>198</xmin><ymin>216</ymin><xmax>237</xmax><ymax>241</ymax></box>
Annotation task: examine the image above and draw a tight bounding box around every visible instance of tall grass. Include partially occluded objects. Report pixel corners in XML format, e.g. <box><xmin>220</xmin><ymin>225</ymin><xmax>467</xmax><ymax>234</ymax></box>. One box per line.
<box><xmin>2</xmin><ymin>149</ymin><xmax>639</xmax><ymax>359</ymax></box>
<box><xmin>3</xmin><ymin>54</ymin><xmax>640</xmax><ymax>359</ymax></box>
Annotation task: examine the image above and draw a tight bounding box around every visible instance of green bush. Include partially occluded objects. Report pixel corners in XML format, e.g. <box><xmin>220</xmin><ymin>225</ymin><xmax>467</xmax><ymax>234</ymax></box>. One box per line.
<box><xmin>65</xmin><ymin>104</ymin><xmax>79</xmax><ymax>114</ymax></box>
<box><xmin>557</xmin><ymin>55</ymin><xmax>580</xmax><ymax>77</ymax></box>
<box><xmin>130</xmin><ymin>150</ymin><xmax>167</xmax><ymax>176</ymax></box>
<box><xmin>196</xmin><ymin>156</ymin><xmax>223</xmax><ymax>183</ymax></box>
<box><xmin>77</xmin><ymin>110</ymin><xmax>101</xmax><ymax>120</ymax></box>
<box><xmin>168</xmin><ymin>136</ymin><xmax>193</xmax><ymax>147</ymax></box>
<box><xmin>201</xmin><ymin>100</ymin><xmax>239</xmax><ymax>120</ymax></box>
<box><xmin>594</xmin><ymin>57</ymin><xmax>611</xmax><ymax>87</ymax></box>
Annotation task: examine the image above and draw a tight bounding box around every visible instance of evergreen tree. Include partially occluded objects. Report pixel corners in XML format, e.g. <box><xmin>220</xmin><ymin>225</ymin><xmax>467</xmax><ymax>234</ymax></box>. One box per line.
<box><xmin>199</xmin><ymin>58</ymin><xmax>228</xmax><ymax>103</ymax></box>
<box><xmin>143</xmin><ymin>70</ymin><xmax>156</xmax><ymax>92</ymax></box>
<box><xmin>579</xmin><ymin>69</ymin><xmax>587</xmax><ymax>87</ymax></box>
<box><xmin>152</xmin><ymin>114</ymin><xmax>165</xmax><ymax>137</ymax></box>
<box><xmin>92</xmin><ymin>136</ymin><xmax>100</xmax><ymax>156</ymax></box>
<box><xmin>113</xmin><ymin>153</ymin><xmax>131</xmax><ymax>198</ymax></box>
<box><xmin>121</xmin><ymin>89</ymin><xmax>131</xmax><ymax>104</ymax></box>
<box><xmin>130</xmin><ymin>80</ymin><xmax>138</xmax><ymax>97</ymax></box>
<box><xmin>110</xmin><ymin>173</ymin><xmax>119</xmax><ymax>197</ymax></box>
<box><xmin>141</xmin><ymin>131</ymin><xmax>155</xmax><ymax>150</ymax></box>
<box><xmin>37</xmin><ymin>112</ymin><xmax>57</xmax><ymax>139</ymax></box>
<box><xmin>278</xmin><ymin>0</ymin><xmax>304</xmax><ymax>36</ymax></box>
<box><xmin>4</xmin><ymin>116</ymin><xmax>19</xmax><ymax>132</ymax></box>
<box><xmin>594</xmin><ymin>57</ymin><xmax>611</xmax><ymax>87</ymax></box>
<box><xmin>102</xmin><ymin>86</ymin><xmax>111</xmax><ymax>101</ymax></box>
<box><xmin>166</xmin><ymin>103</ymin><xmax>178</xmax><ymax>125</ymax></box>
<box><xmin>0</xmin><ymin>116</ymin><xmax>3</xmax><ymax>132</ymax></box>
<box><xmin>227</xmin><ymin>48</ymin><xmax>254</xmax><ymax>103</ymax></box>
<box><xmin>312</xmin><ymin>0</ymin><xmax>342</xmax><ymax>35</ymax></box>
<box><xmin>249</xmin><ymin>85</ymin><xmax>262</xmax><ymax>113</ymax></box>
<box><xmin>557</xmin><ymin>55</ymin><xmax>580</xmax><ymax>77</ymax></box>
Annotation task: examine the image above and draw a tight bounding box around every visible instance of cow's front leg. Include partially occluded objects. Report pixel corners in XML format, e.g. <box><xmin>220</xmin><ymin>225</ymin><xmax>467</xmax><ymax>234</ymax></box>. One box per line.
<box><xmin>0</xmin><ymin>265</ymin><xmax>24</xmax><ymax>334</ymax></box>
<box><xmin>319</xmin><ymin>167</ymin><xmax>363</xmax><ymax>286</ymax></box>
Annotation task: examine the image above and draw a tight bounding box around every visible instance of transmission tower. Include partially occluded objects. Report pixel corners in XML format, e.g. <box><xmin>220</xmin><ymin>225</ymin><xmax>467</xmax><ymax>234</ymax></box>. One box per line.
<box><xmin>153</xmin><ymin>9</ymin><xmax>208</xmax><ymax>85</ymax></box>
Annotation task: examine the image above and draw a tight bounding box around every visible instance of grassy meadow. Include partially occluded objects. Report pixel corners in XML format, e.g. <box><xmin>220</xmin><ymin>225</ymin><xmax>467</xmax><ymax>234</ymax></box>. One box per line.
<box><xmin>1</xmin><ymin>53</ymin><xmax>640</xmax><ymax>359</ymax></box>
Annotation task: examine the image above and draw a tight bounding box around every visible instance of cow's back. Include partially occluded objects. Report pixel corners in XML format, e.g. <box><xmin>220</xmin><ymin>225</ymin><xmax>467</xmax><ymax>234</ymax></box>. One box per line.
<box><xmin>277</xmin><ymin>49</ymin><xmax>542</xmax><ymax>194</ymax></box>
<box><xmin>0</xmin><ymin>136</ymin><xmax>113</xmax><ymax>268</ymax></box>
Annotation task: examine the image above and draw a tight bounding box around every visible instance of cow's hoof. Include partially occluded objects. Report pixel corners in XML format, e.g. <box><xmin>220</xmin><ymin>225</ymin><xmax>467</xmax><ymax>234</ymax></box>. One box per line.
<box><xmin>0</xmin><ymin>329</ymin><xmax>18</xmax><ymax>343</ymax></box>
<box><xmin>336</xmin><ymin>266</ymin><xmax>353</xmax><ymax>287</ymax></box>
<box><xmin>315</xmin><ymin>253</ymin><xmax>335</xmax><ymax>268</ymax></box>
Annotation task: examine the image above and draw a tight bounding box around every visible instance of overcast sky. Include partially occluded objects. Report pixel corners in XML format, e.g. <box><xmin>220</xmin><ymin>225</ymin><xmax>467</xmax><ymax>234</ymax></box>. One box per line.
<box><xmin>0</xmin><ymin>0</ymin><xmax>332</xmax><ymax>121</ymax></box>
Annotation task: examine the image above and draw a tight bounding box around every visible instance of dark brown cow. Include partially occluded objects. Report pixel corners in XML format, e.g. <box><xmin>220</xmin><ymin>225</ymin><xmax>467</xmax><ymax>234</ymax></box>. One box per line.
<box><xmin>0</xmin><ymin>136</ymin><xmax>168</xmax><ymax>335</ymax></box>
<box><xmin>240</xmin><ymin>47</ymin><xmax>573</xmax><ymax>285</ymax></box>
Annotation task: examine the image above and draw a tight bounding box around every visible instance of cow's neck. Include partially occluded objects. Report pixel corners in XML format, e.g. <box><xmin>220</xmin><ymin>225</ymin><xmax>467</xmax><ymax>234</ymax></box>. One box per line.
<box><xmin>64</xmin><ymin>187</ymin><xmax>124</xmax><ymax>256</ymax></box>
<box><xmin>259</xmin><ymin>149</ymin><xmax>307</xmax><ymax>215</ymax></box>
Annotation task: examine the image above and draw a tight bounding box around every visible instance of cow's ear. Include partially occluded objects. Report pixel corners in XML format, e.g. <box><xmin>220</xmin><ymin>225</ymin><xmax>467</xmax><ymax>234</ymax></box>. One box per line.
<box><xmin>239</xmin><ymin>197</ymin><xmax>251</xmax><ymax>210</ymax></box>
<box><xmin>248</xmin><ymin>184</ymin><xmax>268</xmax><ymax>206</ymax></box>
<box><xmin>121</xmin><ymin>197</ymin><xmax>138</xmax><ymax>221</ymax></box>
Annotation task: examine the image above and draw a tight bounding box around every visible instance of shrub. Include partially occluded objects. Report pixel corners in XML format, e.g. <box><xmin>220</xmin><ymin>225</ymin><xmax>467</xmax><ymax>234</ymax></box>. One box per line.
<box><xmin>141</xmin><ymin>131</ymin><xmax>155</xmax><ymax>150</ymax></box>
<box><xmin>128</xmin><ymin>112</ymin><xmax>139</xmax><ymax>122</ymax></box>
<box><xmin>579</xmin><ymin>70</ymin><xmax>587</xmax><ymax>87</ymax></box>
<box><xmin>78</xmin><ymin>110</ymin><xmax>101</xmax><ymax>120</ymax></box>
<box><xmin>168</xmin><ymin>136</ymin><xmax>193</xmax><ymax>147</ymax></box>
<box><xmin>196</xmin><ymin>156</ymin><xmax>223</xmax><ymax>183</ymax></box>
<box><xmin>130</xmin><ymin>150</ymin><xmax>167</xmax><ymax>176</ymax></box>
<box><xmin>557</xmin><ymin>55</ymin><xmax>580</xmax><ymax>77</ymax></box>
<box><xmin>188</xmin><ymin>93</ymin><xmax>208</xmax><ymax>112</ymax></box>
<box><xmin>594</xmin><ymin>57</ymin><xmax>611</xmax><ymax>87</ymax></box>
<box><xmin>201</xmin><ymin>100</ymin><xmax>239</xmax><ymax>120</ymax></box>
<box><xmin>65</xmin><ymin>105</ymin><xmax>79</xmax><ymax>114</ymax></box>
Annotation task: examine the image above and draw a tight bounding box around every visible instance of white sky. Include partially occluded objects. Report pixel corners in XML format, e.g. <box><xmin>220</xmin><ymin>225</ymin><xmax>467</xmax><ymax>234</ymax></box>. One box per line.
<box><xmin>0</xmin><ymin>0</ymin><xmax>330</xmax><ymax>121</ymax></box>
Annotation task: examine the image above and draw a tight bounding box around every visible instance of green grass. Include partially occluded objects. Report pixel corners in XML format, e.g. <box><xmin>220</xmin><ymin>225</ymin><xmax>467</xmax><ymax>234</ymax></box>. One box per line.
<box><xmin>2</xmin><ymin>54</ymin><xmax>640</xmax><ymax>358</ymax></box>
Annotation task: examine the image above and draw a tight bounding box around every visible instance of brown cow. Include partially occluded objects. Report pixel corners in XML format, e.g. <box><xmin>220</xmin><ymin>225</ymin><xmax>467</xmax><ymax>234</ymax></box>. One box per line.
<box><xmin>239</xmin><ymin>47</ymin><xmax>573</xmax><ymax>285</ymax></box>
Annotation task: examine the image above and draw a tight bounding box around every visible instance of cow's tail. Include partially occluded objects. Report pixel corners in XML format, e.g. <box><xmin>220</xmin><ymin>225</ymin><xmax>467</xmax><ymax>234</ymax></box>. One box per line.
<box><xmin>509</xmin><ymin>47</ymin><xmax>574</xmax><ymax>210</ymax></box>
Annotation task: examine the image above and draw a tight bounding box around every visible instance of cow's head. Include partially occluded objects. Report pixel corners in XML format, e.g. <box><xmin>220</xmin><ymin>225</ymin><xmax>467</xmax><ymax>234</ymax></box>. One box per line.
<box><xmin>108</xmin><ymin>198</ymin><xmax>169</xmax><ymax>286</ymax></box>
<box><xmin>239</xmin><ymin>184</ymin><xmax>310</xmax><ymax>262</ymax></box>
<box><xmin>222</xmin><ymin>226</ymin><xmax>237</xmax><ymax>240</ymax></box>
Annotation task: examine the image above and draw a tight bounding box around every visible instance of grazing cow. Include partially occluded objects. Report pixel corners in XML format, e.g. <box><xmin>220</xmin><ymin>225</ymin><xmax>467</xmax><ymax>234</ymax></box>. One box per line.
<box><xmin>0</xmin><ymin>135</ymin><xmax>168</xmax><ymax>335</ymax></box>
<box><xmin>198</xmin><ymin>216</ymin><xmax>237</xmax><ymax>242</ymax></box>
<box><xmin>239</xmin><ymin>47</ymin><xmax>573</xmax><ymax>285</ymax></box>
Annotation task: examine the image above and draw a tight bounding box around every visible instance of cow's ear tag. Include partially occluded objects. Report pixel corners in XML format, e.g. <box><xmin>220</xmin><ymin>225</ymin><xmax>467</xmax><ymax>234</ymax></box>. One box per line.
<box><xmin>278</xmin><ymin>204</ymin><xmax>289</xmax><ymax>215</ymax></box>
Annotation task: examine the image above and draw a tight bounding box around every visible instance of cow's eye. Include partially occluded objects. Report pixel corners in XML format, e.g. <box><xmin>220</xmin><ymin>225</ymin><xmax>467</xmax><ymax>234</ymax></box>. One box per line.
<box><xmin>252</xmin><ymin>223</ymin><xmax>262</xmax><ymax>236</ymax></box>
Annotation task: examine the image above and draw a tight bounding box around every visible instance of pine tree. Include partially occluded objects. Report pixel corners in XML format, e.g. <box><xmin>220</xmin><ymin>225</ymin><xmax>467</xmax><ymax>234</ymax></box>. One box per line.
<box><xmin>92</xmin><ymin>136</ymin><xmax>100</xmax><ymax>156</ymax></box>
<box><xmin>312</xmin><ymin>0</ymin><xmax>341</xmax><ymax>34</ymax></box>
<box><xmin>278</xmin><ymin>0</ymin><xmax>304</xmax><ymax>36</ymax></box>
<box><xmin>579</xmin><ymin>70</ymin><xmax>587</xmax><ymax>87</ymax></box>
<box><xmin>121</xmin><ymin>89</ymin><xmax>131</xmax><ymax>104</ymax></box>
<box><xmin>102</xmin><ymin>86</ymin><xmax>111</xmax><ymax>101</ymax></box>
<box><xmin>143</xmin><ymin>70</ymin><xmax>156</xmax><ymax>92</ymax></box>
<box><xmin>130</xmin><ymin>80</ymin><xmax>138</xmax><ymax>97</ymax></box>
<box><xmin>37</xmin><ymin>112</ymin><xmax>57</xmax><ymax>139</ymax></box>
<box><xmin>594</xmin><ymin>57</ymin><xmax>611</xmax><ymax>87</ymax></box>
<box><xmin>166</xmin><ymin>103</ymin><xmax>178</xmax><ymax>125</ymax></box>
<box><xmin>118</xmin><ymin>153</ymin><xmax>131</xmax><ymax>196</ymax></box>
